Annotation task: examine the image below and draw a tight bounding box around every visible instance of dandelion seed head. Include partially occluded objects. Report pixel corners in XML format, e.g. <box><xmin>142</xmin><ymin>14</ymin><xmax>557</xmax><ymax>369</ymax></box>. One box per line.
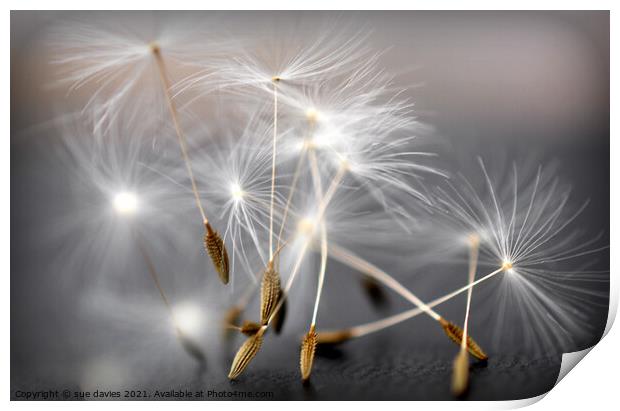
<box><xmin>305</xmin><ymin>107</ymin><xmax>320</xmax><ymax>123</ymax></box>
<box><xmin>230</xmin><ymin>183</ymin><xmax>245</xmax><ymax>202</ymax></box>
<box><xmin>113</xmin><ymin>191</ymin><xmax>139</xmax><ymax>215</ymax></box>
<box><xmin>176</xmin><ymin>23</ymin><xmax>376</xmax><ymax>101</ymax></box>
<box><xmin>501</xmin><ymin>260</ymin><xmax>514</xmax><ymax>272</ymax></box>
<box><xmin>297</xmin><ymin>216</ymin><xmax>317</xmax><ymax>236</ymax></box>
<box><xmin>432</xmin><ymin>158</ymin><xmax>608</xmax><ymax>354</ymax></box>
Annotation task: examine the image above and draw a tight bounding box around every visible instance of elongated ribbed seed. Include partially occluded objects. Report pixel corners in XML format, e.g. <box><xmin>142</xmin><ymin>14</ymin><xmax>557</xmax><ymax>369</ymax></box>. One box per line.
<box><xmin>228</xmin><ymin>327</ymin><xmax>266</xmax><ymax>380</ymax></box>
<box><xmin>439</xmin><ymin>318</ymin><xmax>488</xmax><ymax>360</ymax></box>
<box><xmin>260</xmin><ymin>262</ymin><xmax>280</xmax><ymax>325</ymax></box>
<box><xmin>300</xmin><ymin>325</ymin><xmax>318</xmax><ymax>382</ymax></box>
<box><xmin>204</xmin><ymin>222</ymin><xmax>229</xmax><ymax>284</ymax></box>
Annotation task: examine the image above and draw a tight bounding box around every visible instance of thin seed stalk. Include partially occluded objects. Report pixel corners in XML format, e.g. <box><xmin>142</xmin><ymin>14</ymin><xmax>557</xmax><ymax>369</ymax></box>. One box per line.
<box><xmin>265</xmin><ymin>165</ymin><xmax>347</xmax><ymax>329</ymax></box>
<box><xmin>276</xmin><ymin>148</ymin><xmax>307</xmax><ymax>251</ymax></box>
<box><xmin>324</xmin><ymin>266</ymin><xmax>506</xmax><ymax>340</ymax></box>
<box><xmin>451</xmin><ymin>350</ymin><xmax>469</xmax><ymax>396</ymax></box>
<box><xmin>306</xmin><ymin>144</ymin><xmax>328</xmax><ymax>326</ymax></box>
<box><xmin>275</xmin><ymin>119</ymin><xmax>316</xmax><ymax>250</ymax></box>
<box><xmin>133</xmin><ymin>228</ymin><xmax>206</xmax><ymax>363</ymax></box>
<box><xmin>462</xmin><ymin>235</ymin><xmax>480</xmax><ymax>348</ymax></box>
<box><xmin>311</xmin><ymin>222</ymin><xmax>328</xmax><ymax>325</ymax></box>
<box><xmin>151</xmin><ymin>44</ymin><xmax>229</xmax><ymax>284</ymax></box>
<box><xmin>268</xmin><ymin>79</ymin><xmax>278</xmax><ymax>260</ymax></box>
<box><xmin>328</xmin><ymin>244</ymin><xmax>441</xmax><ymax>320</ymax></box>
<box><xmin>451</xmin><ymin>235</ymin><xmax>480</xmax><ymax>397</ymax></box>
<box><xmin>151</xmin><ymin>43</ymin><xmax>206</xmax><ymax>223</ymax></box>
<box><xmin>133</xmin><ymin>228</ymin><xmax>172</xmax><ymax>313</ymax></box>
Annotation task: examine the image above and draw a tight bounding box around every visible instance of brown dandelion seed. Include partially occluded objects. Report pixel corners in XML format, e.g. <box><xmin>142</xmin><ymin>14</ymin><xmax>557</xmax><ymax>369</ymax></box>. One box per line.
<box><xmin>451</xmin><ymin>350</ymin><xmax>469</xmax><ymax>397</ymax></box>
<box><xmin>316</xmin><ymin>329</ymin><xmax>354</xmax><ymax>346</ymax></box>
<box><xmin>439</xmin><ymin>318</ymin><xmax>488</xmax><ymax>361</ymax></box>
<box><xmin>228</xmin><ymin>327</ymin><xmax>266</xmax><ymax>380</ymax></box>
<box><xmin>240</xmin><ymin>320</ymin><xmax>263</xmax><ymax>336</ymax></box>
<box><xmin>260</xmin><ymin>261</ymin><xmax>281</xmax><ymax>325</ymax></box>
<box><xmin>300</xmin><ymin>325</ymin><xmax>318</xmax><ymax>382</ymax></box>
<box><xmin>204</xmin><ymin>222</ymin><xmax>229</xmax><ymax>284</ymax></box>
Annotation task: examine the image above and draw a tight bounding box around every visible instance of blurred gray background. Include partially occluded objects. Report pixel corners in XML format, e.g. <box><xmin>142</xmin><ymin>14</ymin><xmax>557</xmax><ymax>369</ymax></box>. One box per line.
<box><xmin>11</xmin><ymin>11</ymin><xmax>609</xmax><ymax>400</ymax></box>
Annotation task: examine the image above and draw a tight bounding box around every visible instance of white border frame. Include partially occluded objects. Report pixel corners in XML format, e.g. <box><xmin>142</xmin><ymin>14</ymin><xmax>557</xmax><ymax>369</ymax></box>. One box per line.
<box><xmin>4</xmin><ymin>2</ymin><xmax>616</xmax><ymax>410</ymax></box>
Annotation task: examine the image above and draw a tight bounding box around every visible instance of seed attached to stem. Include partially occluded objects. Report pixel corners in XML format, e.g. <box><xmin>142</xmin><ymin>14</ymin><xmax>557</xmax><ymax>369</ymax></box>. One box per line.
<box><xmin>451</xmin><ymin>350</ymin><xmax>469</xmax><ymax>397</ymax></box>
<box><xmin>260</xmin><ymin>261</ymin><xmax>281</xmax><ymax>325</ymax></box>
<box><xmin>204</xmin><ymin>221</ymin><xmax>230</xmax><ymax>284</ymax></box>
<box><xmin>316</xmin><ymin>329</ymin><xmax>354</xmax><ymax>346</ymax></box>
<box><xmin>300</xmin><ymin>325</ymin><xmax>318</xmax><ymax>383</ymax></box>
<box><xmin>228</xmin><ymin>326</ymin><xmax>266</xmax><ymax>380</ymax></box>
<box><xmin>240</xmin><ymin>320</ymin><xmax>263</xmax><ymax>336</ymax></box>
<box><xmin>438</xmin><ymin>318</ymin><xmax>488</xmax><ymax>361</ymax></box>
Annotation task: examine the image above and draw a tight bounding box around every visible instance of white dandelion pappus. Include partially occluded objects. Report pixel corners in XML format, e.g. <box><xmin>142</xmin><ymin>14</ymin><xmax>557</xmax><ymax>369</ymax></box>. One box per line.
<box><xmin>49</xmin><ymin>109</ymin><xmax>210</xmax><ymax>364</ymax></box>
<box><xmin>333</xmin><ymin>158</ymin><xmax>607</xmax><ymax>353</ymax></box>
<box><xmin>433</xmin><ymin>159</ymin><xmax>607</xmax><ymax>273</ymax></box>
<box><xmin>434</xmin><ymin>159</ymin><xmax>609</xmax><ymax>354</ymax></box>
<box><xmin>47</xmin><ymin>110</ymin><xmax>193</xmax><ymax>292</ymax></box>
<box><xmin>50</xmin><ymin>16</ymin><xmax>234</xmax><ymax>132</ymax></box>
<box><xmin>52</xmin><ymin>17</ymin><xmax>242</xmax><ymax>284</ymax></box>
<box><xmin>275</xmin><ymin>62</ymin><xmax>443</xmax><ymax>228</ymax></box>
<box><xmin>175</xmin><ymin>23</ymin><xmax>374</xmax><ymax>102</ymax></box>
<box><xmin>187</xmin><ymin>109</ymin><xmax>290</xmax><ymax>285</ymax></box>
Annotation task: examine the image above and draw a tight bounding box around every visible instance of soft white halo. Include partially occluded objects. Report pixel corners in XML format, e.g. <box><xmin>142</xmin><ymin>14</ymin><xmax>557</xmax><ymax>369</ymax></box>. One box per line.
<box><xmin>113</xmin><ymin>191</ymin><xmax>138</xmax><ymax>215</ymax></box>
